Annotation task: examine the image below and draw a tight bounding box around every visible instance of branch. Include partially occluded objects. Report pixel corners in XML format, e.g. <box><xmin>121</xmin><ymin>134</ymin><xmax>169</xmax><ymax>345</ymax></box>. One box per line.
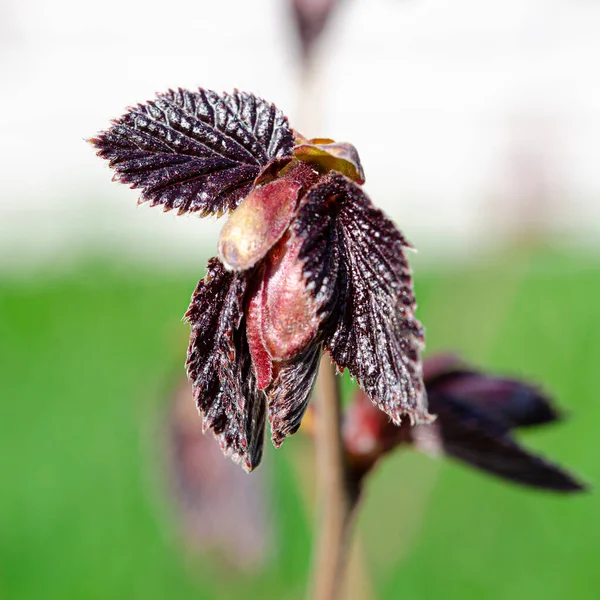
<box><xmin>309</xmin><ymin>354</ymin><xmax>361</xmax><ymax>600</ymax></box>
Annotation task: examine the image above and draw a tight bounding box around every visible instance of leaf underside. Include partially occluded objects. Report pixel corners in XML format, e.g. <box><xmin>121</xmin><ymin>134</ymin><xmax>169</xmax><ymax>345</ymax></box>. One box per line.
<box><xmin>91</xmin><ymin>88</ymin><xmax>294</xmax><ymax>216</ymax></box>
<box><xmin>294</xmin><ymin>172</ymin><xmax>429</xmax><ymax>424</ymax></box>
<box><xmin>185</xmin><ymin>258</ymin><xmax>265</xmax><ymax>471</ymax></box>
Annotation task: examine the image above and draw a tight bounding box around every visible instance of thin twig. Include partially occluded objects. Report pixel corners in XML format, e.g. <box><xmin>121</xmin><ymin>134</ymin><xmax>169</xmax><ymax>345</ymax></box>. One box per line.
<box><xmin>309</xmin><ymin>354</ymin><xmax>361</xmax><ymax>600</ymax></box>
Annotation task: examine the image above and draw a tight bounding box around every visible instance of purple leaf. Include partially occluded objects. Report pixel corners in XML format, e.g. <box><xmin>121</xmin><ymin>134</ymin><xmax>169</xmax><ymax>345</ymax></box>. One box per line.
<box><xmin>432</xmin><ymin>394</ymin><xmax>584</xmax><ymax>492</ymax></box>
<box><xmin>294</xmin><ymin>172</ymin><xmax>430</xmax><ymax>425</ymax></box>
<box><xmin>185</xmin><ymin>258</ymin><xmax>266</xmax><ymax>471</ymax></box>
<box><xmin>91</xmin><ymin>89</ymin><xmax>294</xmax><ymax>216</ymax></box>
<box><xmin>267</xmin><ymin>343</ymin><xmax>322</xmax><ymax>447</ymax></box>
<box><xmin>426</xmin><ymin>362</ymin><xmax>560</xmax><ymax>429</ymax></box>
<box><xmin>423</xmin><ymin>362</ymin><xmax>583</xmax><ymax>492</ymax></box>
<box><xmin>342</xmin><ymin>356</ymin><xmax>586</xmax><ymax>492</ymax></box>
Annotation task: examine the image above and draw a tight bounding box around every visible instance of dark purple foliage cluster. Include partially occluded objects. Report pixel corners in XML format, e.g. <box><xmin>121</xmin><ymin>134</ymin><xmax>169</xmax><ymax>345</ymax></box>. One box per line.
<box><xmin>343</xmin><ymin>355</ymin><xmax>585</xmax><ymax>492</ymax></box>
<box><xmin>92</xmin><ymin>88</ymin><xmax>429</xmax><ymax>471</ymax></box>
<box><xmin>92</xmin><ymin>88</ymin><xmax>584</xmax><ymax>492</ymax></box>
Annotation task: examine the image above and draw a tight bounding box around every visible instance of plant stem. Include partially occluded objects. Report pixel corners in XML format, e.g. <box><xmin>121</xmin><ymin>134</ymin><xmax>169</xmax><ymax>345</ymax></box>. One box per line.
<box><xmin>309</xmin><ymin>354</ymin><xmax>361</xmax><ymax>600</ymax></box>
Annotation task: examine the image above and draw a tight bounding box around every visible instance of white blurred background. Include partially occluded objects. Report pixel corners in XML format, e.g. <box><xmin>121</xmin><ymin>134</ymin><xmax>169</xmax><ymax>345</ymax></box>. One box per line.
<box><xmin>1</xmin><ymin>0</ymin><xmax>599</xmax><ymax>272</ymax></box>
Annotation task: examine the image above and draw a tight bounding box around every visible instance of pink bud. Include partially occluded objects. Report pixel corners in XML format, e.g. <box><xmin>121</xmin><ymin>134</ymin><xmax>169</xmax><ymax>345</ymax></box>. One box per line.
<box><xmin>260</xmin><ymin>233</ymin><xmax>320</xmax><ymax>362</ymax></box>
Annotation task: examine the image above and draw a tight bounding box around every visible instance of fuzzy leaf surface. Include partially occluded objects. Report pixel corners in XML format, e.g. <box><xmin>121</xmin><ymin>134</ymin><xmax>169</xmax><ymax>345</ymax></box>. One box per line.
<box><xmin>91</xmin><ymin>88</ymin><xmax>294</xmax><ymax>216</ymax></box>
<box><xmin>294</xmin><ymin>173</ymin><xmax>429</xmax><ymax>424</ymax></box>
<box><xmin>185</xmin><ymin>258</ymin><xmax>266</xmax><ymax>470</ymax></box>
<box><xmin>267</xmin><ymin>343</ymin><xmax>322</xmax><ymax>447</ymax></box>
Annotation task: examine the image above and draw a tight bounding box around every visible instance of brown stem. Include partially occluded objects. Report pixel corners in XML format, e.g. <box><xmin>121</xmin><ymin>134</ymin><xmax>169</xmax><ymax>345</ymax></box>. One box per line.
<box><xmin>309</xmin><ymin>354</ymin><xmax>361</xmax><ymax>600</ymax></box>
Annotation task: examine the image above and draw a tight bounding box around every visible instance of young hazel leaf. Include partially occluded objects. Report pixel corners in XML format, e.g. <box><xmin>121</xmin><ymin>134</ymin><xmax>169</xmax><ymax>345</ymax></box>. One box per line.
<box><xmin>185</xmin><ymin>258</ymin><xmax>266</xmax><ymax>471</ymax></box>
<box><xmin>91</xmin><ymin>89</ymin><xmax>294</xmax><ymax>216</ymax></box>
<box><xmin>267</xmin><ymin>343</ymin><xmax>322</xmax><ymax>447</ymax></box>
<box><xmin>342</xmin><ymin>357</ymin><xmax>586</xmax><ymax>492</ymax></box>
<box><xmin>294</xmin><ymin>173</ymin><xmax>430</xmax><ymax>425</ymax></box>
<box><xmin>433</xmin><ymin>394</ymin><xmax>584</xmax><ymax>492</ymax></box>
<box><xmin>440</xmin><ymin>373</ymin><xmax>560</xmax><ymax>430</ymax></box>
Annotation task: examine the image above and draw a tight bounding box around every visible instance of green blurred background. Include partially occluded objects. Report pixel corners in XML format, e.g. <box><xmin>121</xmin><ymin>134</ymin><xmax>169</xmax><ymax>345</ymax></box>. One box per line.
<box><xmin>3</xmin><ymin>0</ymin><xmax>600</xmax><ymax>597</ymax></box>
<box><xmin>1</xmin><ymin>246</ymin><xmax>598</xmax><ymax>599</ymax></box>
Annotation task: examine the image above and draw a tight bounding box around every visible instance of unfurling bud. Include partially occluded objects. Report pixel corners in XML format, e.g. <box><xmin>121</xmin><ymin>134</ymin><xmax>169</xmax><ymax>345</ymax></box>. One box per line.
<box><xmin>293</xmin><ymin>137</ymin><xmax>365</xmax><ymax>184</ymax></box>
<box><xmin>246</xmin><ymin>232</ymin><xmax>321</xmax><ymax>390</ymax></box>
<box><xmin>92</xmin><ymin>86</ymin><xmax>428</xmax><ymax>470</ymax></box>
<box><xmin>340</xmin><ymin>354</ymin><xmax>586</xmax><ymax>492</ymax></box>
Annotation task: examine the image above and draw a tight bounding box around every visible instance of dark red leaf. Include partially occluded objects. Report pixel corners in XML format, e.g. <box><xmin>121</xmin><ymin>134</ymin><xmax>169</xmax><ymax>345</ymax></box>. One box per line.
<box><xmin>294</xmin><ymin>172</ymin><xmax>430</xmax><ymax>425</ymax></box>
<box><xmin>433</xmin><ymin>394</ymin><xmax>584</xmax><ymax>492</ymax></box>
<box><xmin>185</xmin><ymin>258</ymin><xmax>266</xmax><ymax>471</ymax></box>
<box><xmin>423</xmin><ymin>362</ymin><xmax>583</xmax><ymax>491</ymax></box>
<box><xmin>424</xmin><ymin>357</ymin><xmax>561</xmax><ymax>429</ymax></box>
<box><xmin>91</xmin><ymin>88</ymin><xmax>294</xmax><ymax>216</ymax></box>
<box><xmin>267</xmin><ymin>343</ymin><xmax>322</xmax><ymax>447</ymax></box>
<box><xmin>343</xmin><ymin>363</ymin><xmax>586</xmax><ymax>492</ymax></box>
